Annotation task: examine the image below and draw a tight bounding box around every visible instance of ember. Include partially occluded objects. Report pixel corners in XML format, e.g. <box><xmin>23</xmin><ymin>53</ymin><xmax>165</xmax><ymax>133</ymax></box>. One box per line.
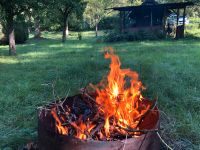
<box><xmin>47</xmin><ymin>47</ymin><xmax>159</xmax><ymax>141</ymax></box>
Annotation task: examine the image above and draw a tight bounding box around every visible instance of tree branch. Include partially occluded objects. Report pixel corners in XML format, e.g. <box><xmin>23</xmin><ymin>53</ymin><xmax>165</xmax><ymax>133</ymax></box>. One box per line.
<box><xmin>59</xmin><ymin>8</ymin><xmax>64</xmax><ymax>14</ymax></box>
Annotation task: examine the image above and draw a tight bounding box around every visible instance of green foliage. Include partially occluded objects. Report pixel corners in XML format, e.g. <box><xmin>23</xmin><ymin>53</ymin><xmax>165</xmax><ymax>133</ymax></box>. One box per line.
<box><xmin>83</xmin><ymin>0</ymin><xmax>131</xmax><ymax>30</ymax></box>
<box><xmin>42</xmin><ymin>0</ymin><xmax>86</xmax><ymax>41</ymax></box>
<box><xmin>157</xmin><ymin>0</ymin><xmax>200</xmax><ymax>17</ymax></box>
<box><xmin>68</xmin><ymin>13</ymin><xmax>84</xmax><ymax>31</ymax></box>
<box><xmin>14</xmin><ymin>21</ymin><xmax>29</xmax><ymax>44</ymax></box>
<box><xmin>104</xmin><ymin>29</ymin><xmax>165</xmax><ymax>42</ymax></box>
<box><xmin>78</xmin><ymin>32</ymin><xmax>82</xmax><ymax>40</ymax></box>
<box><xmin>0</xmin><ymin>0</ymin><xmax>39</xmax><ymax>53</ymax></box>
<box><xmin>48</xmin><ymin>0</ymin><xmax>86</xmax><ymax>25</ymax></box>
<box><xmin>98</xmin><ymin>16</ymin><xmax>119</xmax><ymax>30</ymax></box>
<box><xmin>104</xmin><ymin>31</ymin><xmax>124</xmax><ymax>42</ymax></box>
<box><xmin>1</xmin><ymin>17</ymin><xmax>29</xmax><ymax>44</ymax></box>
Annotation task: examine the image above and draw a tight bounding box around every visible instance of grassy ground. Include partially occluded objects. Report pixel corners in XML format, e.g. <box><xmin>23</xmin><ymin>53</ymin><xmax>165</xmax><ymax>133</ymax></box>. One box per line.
<box><xmin>0</xmin><ymin>30</ymin><xmax>200</xmax><ymax>149</ymax></box>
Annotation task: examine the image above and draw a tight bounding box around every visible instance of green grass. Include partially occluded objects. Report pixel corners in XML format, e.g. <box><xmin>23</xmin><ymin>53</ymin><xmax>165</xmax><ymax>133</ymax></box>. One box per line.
<box><xmin>0</xmin><ymin>30</ymin><xmax>200</xmax><ymax>149</ymax></box>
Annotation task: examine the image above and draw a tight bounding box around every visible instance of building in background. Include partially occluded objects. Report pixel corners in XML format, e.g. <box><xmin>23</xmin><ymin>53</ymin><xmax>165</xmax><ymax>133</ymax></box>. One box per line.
<box><xmin>109</xmin><ymin>0</ymin><xmax>193</xmax><ymax>39</ymax></box>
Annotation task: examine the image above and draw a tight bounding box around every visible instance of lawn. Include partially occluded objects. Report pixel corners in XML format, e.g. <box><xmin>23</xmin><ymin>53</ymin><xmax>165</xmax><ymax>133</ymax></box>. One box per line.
<box><xmin>0</xmin><ymin>30</ymin><xmax>200</xmax><ymax>149</ymax></box>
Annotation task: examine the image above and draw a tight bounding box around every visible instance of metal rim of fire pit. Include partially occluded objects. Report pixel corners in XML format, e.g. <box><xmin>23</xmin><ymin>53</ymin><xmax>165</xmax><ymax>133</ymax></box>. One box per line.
<box><xmin>38</xmin><ymin>94</ymin><xmax>160</xmax><ymax>150</ymax></box>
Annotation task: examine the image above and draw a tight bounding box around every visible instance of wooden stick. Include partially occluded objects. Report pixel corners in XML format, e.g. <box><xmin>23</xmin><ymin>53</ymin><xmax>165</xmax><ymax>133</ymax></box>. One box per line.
<box><xmin>156</xmin><ymin>132</ymin><xmax>173</xmax><ymax>150</ymax></box>
<box><xmin>136</xmin><ymin>98</ymin><xmax>158</xmax><ymax>128</ymax></box>
<box><xmin>90</xmin><ymin>123</ymin><xmax>104</xmax><ymax>136</ymax></box>
<box><xmin>117</xmin><ymin>125</ymin><xmax>160</xmax><ymax>134</ymax></box>
<box><xmin>70</xmin><ymin>122</ymin><xmax>91</xmax><ymax>138</ymax></box>
<box><xmin>80</xmin><ymin>88</ymin><xmax>97</xmax><ymax>103</ymax></box>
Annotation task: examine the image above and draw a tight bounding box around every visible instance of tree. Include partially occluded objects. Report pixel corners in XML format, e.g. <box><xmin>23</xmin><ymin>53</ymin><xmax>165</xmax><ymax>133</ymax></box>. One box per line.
<box><xmin>84</xmin><ymin>0</ymin><xmax>104</xmax><ymax>37</ymax></box>
<box><xmin>30</xmin><ymin>0</ymin><xmax>50</xmax><ymax>39</ymax></box>
<box><xmin>48</xmin><ymin>0</ymin><xmax>86</xmax><ymax>42</ymax></box>
<box><xmin>129</xmin><ymin>0</ymin><xmax>142</xmax><ymax>5</ymax></box>
<box><xmin>0</xmin><ymin>0</ymin><xmax>31</xmax><ymax>55</ymax></box>
<box><xmin>83</xmin><ymin>0</ymin><xmax>132</xmax><ymax>37</ymax></box>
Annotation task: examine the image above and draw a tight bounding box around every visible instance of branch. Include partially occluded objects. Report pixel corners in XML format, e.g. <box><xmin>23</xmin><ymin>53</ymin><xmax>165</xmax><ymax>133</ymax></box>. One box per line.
<box><xmin>117</xmin><ymin>125</ymin><xmax>160</xmax><ymax>134</ymax></box>
<box><xmin>156</xmin><ymin>132</ymin><xmax>173</xmax><ymax>150</ymax></box>
<box><xmin>64</xmin><ymin>7</ymin><xmax>72</xmax><ymax>18</ymax></box>
<box><xmin>59</xmin><ymin>8</ymin><xmax>64</xmax><ymax>14</ymax></box>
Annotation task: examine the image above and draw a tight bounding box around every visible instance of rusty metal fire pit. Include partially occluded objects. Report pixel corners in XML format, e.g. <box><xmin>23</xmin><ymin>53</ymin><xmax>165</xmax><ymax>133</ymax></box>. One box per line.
<box><xmin>38</xmin><ymin>49</ymin><xmax>161</xmax><ymax>150</ymax></box>
<box><xmin>38</xmin><ymin>94</ymin><xmax>160</xmax><ymax>150</ymax></box>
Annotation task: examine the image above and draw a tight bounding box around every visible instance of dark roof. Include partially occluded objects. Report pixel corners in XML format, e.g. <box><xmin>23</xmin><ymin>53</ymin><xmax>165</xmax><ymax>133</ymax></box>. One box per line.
<box><xmin>109</xmin><ymin>2</ymin><xmax>194</xmax><ymax>11</ymax></box>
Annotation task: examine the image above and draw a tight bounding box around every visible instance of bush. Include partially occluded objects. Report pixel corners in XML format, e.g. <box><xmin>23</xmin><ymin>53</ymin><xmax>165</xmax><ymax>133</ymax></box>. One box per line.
<box><xmin>104</xmin><ymin>31</ymin><xmax>125</xmax><ymax>42</ymax></box>
<box><xmin>14</xmin><ymin>21</ymin><xmax>29</xmax><ymax>44</ymax></box>
<box><xmin>77</xmin><ymin>32</ymin><xmax>82</xmax><ymax>40</ymax></box>
<box><xmin>1</xmin><ymin>18</ymin><xmax>29</xmax><ymax>45</ymax></box>
<box><xmin>99</xmin><ymin>16</ymin><xmax>119</xmax><ymax>30</ymax></box>
<box><xmin>154</xmin><ymin>30</ymin><xmax>166</xmax><ymax>39</ymax></box>
<box><xmin>104</xmin><ymin>29</ymin><xmax>165</xmax><ymax>42</ymax></box>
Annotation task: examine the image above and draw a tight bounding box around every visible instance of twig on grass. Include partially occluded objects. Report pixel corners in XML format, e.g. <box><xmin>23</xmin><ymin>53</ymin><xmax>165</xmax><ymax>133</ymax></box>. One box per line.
<box><xmin>51</xmin><ymin>82</ymin><xmax>56</xmax><ymax>100</ymax></box>
<box><xmin>156</xmin><ymin>132</ymin><xmax>173</xmax><ymax>150</ymax></box>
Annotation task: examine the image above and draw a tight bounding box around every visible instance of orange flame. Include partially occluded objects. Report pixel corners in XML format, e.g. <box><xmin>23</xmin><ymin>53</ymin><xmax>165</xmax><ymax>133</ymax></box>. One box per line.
<box><xmin>70</xmin><ymin>119</ymin><xmax>95</xmax><ymax>140</ymax></box>
<box><xmin>51</xmin><ymin>109</ymin><xmax>68</xmax><ymax>135</ymax></box>
<box><xmin>51</xmin><ymin>47</ymin><xmax>151</xmax><ymax>140</ymax></box>
<box><xmin>93</xmin><ymin>47</ymin><xmax>149</xmax><ymax>137</ymax></box>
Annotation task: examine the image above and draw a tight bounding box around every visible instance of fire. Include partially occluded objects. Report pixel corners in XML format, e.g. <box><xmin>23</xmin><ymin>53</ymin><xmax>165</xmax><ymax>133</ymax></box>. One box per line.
<box><xmin>93</xmin><ymin>47</ymin><xmax>149</xmax><ymax>137</ymax></box>
<box><xmin>70</xmin><ymin>118</ymin><xmax>95</xmax><ymax>140</ymax></box>
<box><xmin>51</xmin><ymin>109</ymin><xmax>68</xmax><ymax>135</ymax></box>
<box><xmin>51</xmin><ymin>47</ymin><xmax>153</xmax><ymax>140</ymax></box>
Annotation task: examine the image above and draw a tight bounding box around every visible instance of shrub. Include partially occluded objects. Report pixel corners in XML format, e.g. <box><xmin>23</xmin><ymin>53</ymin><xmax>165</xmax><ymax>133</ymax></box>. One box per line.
<box><xmin>14</xmin><ymin>21</ymin><xmax>29</xmax><ymax>44</ymax></box>
<box><xmin>124</xmin><ymin>32</ymin><xmax>137</xmax><ymax>41</ymax></box>
<box><xmin>77</xmin><ymin>32</ymin><xmax>82</xmax><ymax>40</ymax></box>
<box><xmin>104</xmin><ymin>29</ymin><xmax>165</xmax><ymax>42</ymax></box>
<box><xmin>154</xmin><ymin>30</ymin><xmax>166</xmax><ymax>39</ymax></box>
<box><xmin>1</xmin><ymin>18</ymin><xmax>29</xmax><ymax>44</ymax></box>
<box><xmin>99</xmin><ymin>16</ymin><xmax>119</xmax><ymax>30</ymax></box>
<box><xmin>104</xmin><ymin>31</ymin><xmax>125</xmax><ymax>42</ymax></box>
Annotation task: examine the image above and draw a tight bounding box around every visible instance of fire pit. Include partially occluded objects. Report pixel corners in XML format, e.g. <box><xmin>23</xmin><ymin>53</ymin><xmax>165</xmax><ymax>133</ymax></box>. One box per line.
<box><xmin>38</xmin><ymin>48</ymin><xmax>160</xmax><ymax>150</ymax></box>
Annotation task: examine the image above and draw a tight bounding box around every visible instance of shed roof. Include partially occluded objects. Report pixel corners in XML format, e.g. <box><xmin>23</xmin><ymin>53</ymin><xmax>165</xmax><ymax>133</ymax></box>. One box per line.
<box><xmin>109</xmin><ymin>2</ymin><xmax>194</xmax><ymax>11</ymax></box>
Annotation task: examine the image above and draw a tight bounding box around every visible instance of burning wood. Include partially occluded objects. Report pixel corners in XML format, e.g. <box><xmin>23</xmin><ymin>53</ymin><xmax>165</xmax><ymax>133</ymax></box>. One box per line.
<box><xmin>38</xmin><ymin>47</ymin><xmax>160</xmax><ymax>149</ymax></box>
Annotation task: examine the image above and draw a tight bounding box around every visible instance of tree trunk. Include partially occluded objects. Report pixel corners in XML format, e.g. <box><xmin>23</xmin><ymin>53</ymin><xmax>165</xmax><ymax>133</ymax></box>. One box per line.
<box><xmin>95</xmin><ymin>22</ymin><xmax>98</xmax><ymax>37</ymax></box>
<box><xmin>62</xmin><ymin>16</ymin><xmax>69</xmax><ymax>42</ymax></box>
<box><xmin>7</xmin><ymin>16</ymin><xmax>16</xmax><ymax>55</ymax></box>
<box><xmin>95</xmin><ymin>17</ymin><xmax>98</xmax><ymax>37</ymax></box>
<box><xmin>9</xmin><ymin>29</ymin><xmax>16</xmax><ymax>55</ymax></box>
<box><xmin>34</xmin><ymin>17</ymin><xmax>41</xmax><ymax>38</ymax></box>
<box><xmin>66</xmin><ymin>18</ymin><xmax>69</xmax><ymax>38</ymax></box>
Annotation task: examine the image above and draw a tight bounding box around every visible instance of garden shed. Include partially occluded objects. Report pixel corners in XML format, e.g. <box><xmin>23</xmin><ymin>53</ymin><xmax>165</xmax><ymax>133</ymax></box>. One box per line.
<box><xmin>109</xmin><ymin>0</ymin><xmax>194</xmax><ymax>38</ymax></box>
